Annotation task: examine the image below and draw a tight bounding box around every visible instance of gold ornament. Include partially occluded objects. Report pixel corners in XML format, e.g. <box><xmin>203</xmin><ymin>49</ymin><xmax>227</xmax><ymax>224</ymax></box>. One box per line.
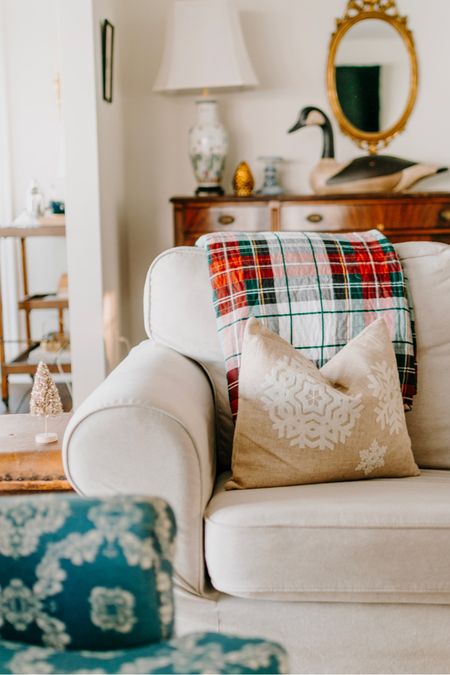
<box><xmin>232</xmin><ymin>162</ymin><xmax>255</xmax><ymax>197</ymax></box>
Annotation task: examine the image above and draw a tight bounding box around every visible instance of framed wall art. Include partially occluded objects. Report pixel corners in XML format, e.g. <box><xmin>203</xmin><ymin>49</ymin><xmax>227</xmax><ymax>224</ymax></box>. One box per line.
<box><xmin>101</xmin><ymin>19</ymin><xmax>114</xmax><ymax>103</ymax></box>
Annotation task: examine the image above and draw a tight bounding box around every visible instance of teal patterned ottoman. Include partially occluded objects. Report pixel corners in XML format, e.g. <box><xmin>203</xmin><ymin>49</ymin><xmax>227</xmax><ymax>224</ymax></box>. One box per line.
<box><xmin>0</xmin><ymin>495</ymin><xmax>288</xmax><ymax>674</ymax></box>
<box><xmin>0</xmin><ymin>633</ymin><xmax>287</xmax><ymax>673</ymax></box>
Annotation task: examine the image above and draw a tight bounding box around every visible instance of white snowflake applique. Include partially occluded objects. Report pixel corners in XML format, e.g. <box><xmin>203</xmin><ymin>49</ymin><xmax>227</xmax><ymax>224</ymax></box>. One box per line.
<box><xmin>260</xmin><ymin>356</ymin><xmax>363</xmax><ymax>450</ymax></box>
<box><xmin>356</xmin><ymin>439</ymin><xmax>387</xmax><ymax>475</ymax></box>
<box><xmin>367</xmin><ymin>360</ymin><xmax>404</xmax><ymax>434</ymax></box>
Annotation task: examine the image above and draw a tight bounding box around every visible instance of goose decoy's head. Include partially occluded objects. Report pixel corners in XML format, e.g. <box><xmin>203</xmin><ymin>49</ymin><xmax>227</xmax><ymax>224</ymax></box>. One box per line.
<box><xmin>288</xmin><ymin>106</ymin><xmax>328</xmax><ymax>134</ymax></box>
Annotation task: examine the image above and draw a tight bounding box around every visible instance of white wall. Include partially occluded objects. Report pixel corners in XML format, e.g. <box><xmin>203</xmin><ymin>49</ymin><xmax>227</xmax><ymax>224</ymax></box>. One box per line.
<box><xmin>2</xmin><ymin>0</ymin><xmax>449</xmax><ymax>402</ymax></box>
<box><xmin>0</xmin><ymin>0</ymin><xmax>128</xmax><ymax>404</ymax></box>
<box><xmin>60</xmin><ymin>0</ymin><xmax>105</xmax><ymax>404</ymax></box>
<box><xmin>93</xmin><ymin>0</ymin><xmax>129</xmax><ymax>369</ymax></box>
<box><xmin>1</xmin><ymin>0</ymin><xmax>67</xmax><ymax>342</ymax></box>
<box><xmin>60</xmin><ymin>0</ymin><xmax>128</xmax><ymax>404</ymax></box>
<box><xmin>115</xmin><ymin>0</ymin><xmax>450</xmax><ymax>345</ymax></box>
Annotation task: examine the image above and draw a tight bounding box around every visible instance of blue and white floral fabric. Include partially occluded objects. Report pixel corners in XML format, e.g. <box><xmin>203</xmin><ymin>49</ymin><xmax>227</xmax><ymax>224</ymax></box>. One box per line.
<box><xmin>0</xmin><ymin>495</ymin><xmax>176</xmax><ymax>651</ymax></box>
<box><xmin>0</xmin><ymin>495</ymin><xmax>288</xmax><ymax>674</ymax></box>
<box><xmin>0</xmin><ymin>633</ymin><xmax>288</xmax><ymax>674</ymax></box>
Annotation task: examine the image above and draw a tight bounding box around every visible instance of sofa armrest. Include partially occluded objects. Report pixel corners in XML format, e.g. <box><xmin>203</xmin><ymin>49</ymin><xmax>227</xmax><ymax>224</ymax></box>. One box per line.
<box><xmin>63</xmin><ymin>340</ymin><xmax>216</xmax><ymax>596</ymax></box>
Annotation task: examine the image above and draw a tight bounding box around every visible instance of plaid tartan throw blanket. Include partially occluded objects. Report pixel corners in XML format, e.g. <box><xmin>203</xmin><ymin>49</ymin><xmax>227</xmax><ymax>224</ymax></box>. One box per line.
<box><xmin>196</xmin><ymin>230</ymin><xmax>417</xmax><ymax>419</ymax></box>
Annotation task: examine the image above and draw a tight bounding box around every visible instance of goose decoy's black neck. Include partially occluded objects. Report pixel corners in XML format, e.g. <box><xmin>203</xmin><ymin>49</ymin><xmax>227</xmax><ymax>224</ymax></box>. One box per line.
<box><xmin>288</xmin><ymin>106</ymin><xmax>335</xmax><ymax>160</ymax></box>
<box><xmin>287</xmin><ymin>105</ymin><xmax>447</xmax><ymax>194</ymax></box>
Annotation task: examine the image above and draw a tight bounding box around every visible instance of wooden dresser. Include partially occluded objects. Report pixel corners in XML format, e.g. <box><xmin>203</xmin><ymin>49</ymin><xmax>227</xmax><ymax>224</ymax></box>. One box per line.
<box><xmin>172</xmin><ymin>192</ymin><xmax>450</xmax><ymax>246</ymax></box>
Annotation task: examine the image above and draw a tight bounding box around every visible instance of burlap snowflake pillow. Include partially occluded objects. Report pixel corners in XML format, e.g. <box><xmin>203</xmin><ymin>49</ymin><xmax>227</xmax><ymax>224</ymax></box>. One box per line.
<box><xmin>226</xmin><ymin>317</ymin><xmax>419</xmax><ymax>490</ymax></box>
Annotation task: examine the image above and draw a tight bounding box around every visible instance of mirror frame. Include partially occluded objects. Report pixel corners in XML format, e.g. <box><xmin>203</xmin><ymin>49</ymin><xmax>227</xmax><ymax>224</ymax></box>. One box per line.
<box><xmin>327</xmin><ymin>0</ymin><xmax>418</xmax><ymax>154</ymax></box>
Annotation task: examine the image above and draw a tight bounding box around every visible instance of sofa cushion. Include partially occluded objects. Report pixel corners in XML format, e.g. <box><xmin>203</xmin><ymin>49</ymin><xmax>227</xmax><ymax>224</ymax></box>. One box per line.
<box><xmin>145</xmin><ymin>242</ymin><xmax>450</xmax><ymax>470</ymax></box>
<box><xmin>205</xmin><ymin>470</ymin><xmax>450</xmax><ymax>603</ymax></box>
<box><xmin>227</xmin><ymin>317</ymin><xmax>419</xmax><ymax>489</ymax></box>
<box><xmin>397</xmin><ymin>242</ymin><xmax>450</xmax><ymax>468</ymax></box>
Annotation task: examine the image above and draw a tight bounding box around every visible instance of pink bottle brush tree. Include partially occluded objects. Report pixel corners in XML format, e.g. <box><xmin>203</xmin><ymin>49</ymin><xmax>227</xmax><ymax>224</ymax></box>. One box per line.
<box><xmin>30</xmin><ymin>361</ymin><xmax>63</xmax><ymax>444</ymax></box>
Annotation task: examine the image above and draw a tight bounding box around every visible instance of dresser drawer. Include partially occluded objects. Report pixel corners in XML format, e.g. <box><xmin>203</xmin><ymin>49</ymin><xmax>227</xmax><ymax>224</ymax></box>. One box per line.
<box><xmin>281</xmin><ymin>204</ymin><xmax>366</xmax><ymax>232</ymax></box>
<box><xmin>280</xmin><ymin>201</ymin><xmax>450</xmax><ymax>233</ymax></box>
<box><xmin>183</xmin><ymin>205</ymin><xmax>270</xmax><ymax>234</ymax></box>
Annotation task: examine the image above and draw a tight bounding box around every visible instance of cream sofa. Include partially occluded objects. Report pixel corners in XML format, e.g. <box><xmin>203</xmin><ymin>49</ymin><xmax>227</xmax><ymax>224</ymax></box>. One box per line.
<box><xmin>64</xmin><ymin>241</ymin><xmax>450</xmax><ymax>674</ymax></box>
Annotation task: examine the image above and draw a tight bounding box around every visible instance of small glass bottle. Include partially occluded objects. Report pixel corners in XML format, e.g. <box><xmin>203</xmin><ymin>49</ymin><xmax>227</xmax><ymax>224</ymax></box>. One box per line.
<box><xmin>26</xmin><ymin>180</ymin><xmax>45</xmax><ymax>218</ymax></box>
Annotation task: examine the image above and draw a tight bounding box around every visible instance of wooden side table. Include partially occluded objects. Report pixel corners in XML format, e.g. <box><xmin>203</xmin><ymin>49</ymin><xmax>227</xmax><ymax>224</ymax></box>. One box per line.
<box><xmin>0</xmin><ymin>413</ymin><xmax>72</xmax><ymax>493</ymax></box>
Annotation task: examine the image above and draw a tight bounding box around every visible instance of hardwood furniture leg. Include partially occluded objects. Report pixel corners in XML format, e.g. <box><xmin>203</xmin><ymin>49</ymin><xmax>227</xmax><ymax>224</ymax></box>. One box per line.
<box><xmin>58</xmin><ymin>308</ymin><xmax>64</xmax><ymax>337</ymax></box>
<box><xmin>0</xmin><ymin>244</ymin><xmax>9</xmax><ymax>409</ymax></box>
<box><xmin>269</xmin><ymin>201</ymin><xmax>281</xmax><ymax>231</ymax></box>
<box><xmin>20</xmin><ymin>237</ymin><xmax>31</xmax><ymax>345</ymax></box>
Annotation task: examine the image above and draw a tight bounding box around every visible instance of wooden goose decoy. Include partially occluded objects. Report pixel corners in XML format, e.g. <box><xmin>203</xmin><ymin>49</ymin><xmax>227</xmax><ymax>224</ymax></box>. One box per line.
<box><xmin>288</xmin><ymin>106</ymin><xmax>447</xmax><ymax>194</ymax></box>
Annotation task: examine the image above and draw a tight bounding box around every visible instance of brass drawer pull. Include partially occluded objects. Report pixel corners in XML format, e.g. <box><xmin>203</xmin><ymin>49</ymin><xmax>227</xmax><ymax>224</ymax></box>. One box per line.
<box><xmin>439</xmin><ymin>207</ymin><xmax>450</xmax><ymax>222</ymax></box>
<box><xmin>377</xmin><ymin>223</ymin><xmax>385</xmax><ymax>232</ymax></box>
<box><xmin>218</xmin><ymin>215</ymin><xmax>235</xmax><ymax>226</ymax></box>
<box><xmin>306</xmin><ymin>213</ymin><xmax>323</xmax><ymax>224</ymax></box>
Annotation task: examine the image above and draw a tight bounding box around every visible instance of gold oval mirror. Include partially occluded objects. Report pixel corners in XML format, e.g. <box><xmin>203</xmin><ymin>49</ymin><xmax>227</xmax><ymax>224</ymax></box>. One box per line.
<box><xmin>327</xmin><ymin>0</ymin><xmax>418</xmax><ymax>154</ymax></box>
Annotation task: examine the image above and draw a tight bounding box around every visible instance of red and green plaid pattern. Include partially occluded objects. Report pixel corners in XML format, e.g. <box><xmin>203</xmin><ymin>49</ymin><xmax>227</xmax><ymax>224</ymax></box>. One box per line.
<box><xmin>196</xmin><ymin>230</ymin><xmax>417</xmax><ymax>419</ymax></box>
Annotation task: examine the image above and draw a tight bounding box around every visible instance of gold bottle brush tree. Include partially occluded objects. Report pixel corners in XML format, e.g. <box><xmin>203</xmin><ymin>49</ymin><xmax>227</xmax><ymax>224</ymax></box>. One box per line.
<box><xmin>30</xmin><ymin>361</ymin><xmax>63</xmax><ymax>444</ymax></box>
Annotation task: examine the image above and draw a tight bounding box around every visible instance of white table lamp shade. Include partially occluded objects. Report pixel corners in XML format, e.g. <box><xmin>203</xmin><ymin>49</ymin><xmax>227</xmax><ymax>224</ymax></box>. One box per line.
<box><xmin>153</xmin><ymin>0</ymin><xmax>258</xmax><ymax>92</ymax></box>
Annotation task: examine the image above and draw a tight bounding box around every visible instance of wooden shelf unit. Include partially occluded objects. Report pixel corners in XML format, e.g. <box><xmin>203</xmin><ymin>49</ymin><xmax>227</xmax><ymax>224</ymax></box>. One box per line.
<box><xmin>0</xmin><ymin>222</ymin><xmax>71</xmax><ymax>408</ymax></box>
<box><xmin>18</xmin><ymin>295</ymin><xmax>69</xmax><ymax>311</ymax></box>
<box><xmin>0</xmin><ymin>225</ymin><xmax>66</xmax><ymax>238</ymax></box>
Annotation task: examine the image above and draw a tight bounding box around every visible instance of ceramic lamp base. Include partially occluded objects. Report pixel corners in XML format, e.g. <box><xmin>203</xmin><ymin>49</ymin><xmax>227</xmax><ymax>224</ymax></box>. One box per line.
<box><xmin>189</xmin><ymin>99</ymin><xmax>228</xmax><ymax>197</ymax></box>
<box><xmin>35</xmin><ymin>432</ymin><xmax>58</xmax><ymax>445</ymax></box>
